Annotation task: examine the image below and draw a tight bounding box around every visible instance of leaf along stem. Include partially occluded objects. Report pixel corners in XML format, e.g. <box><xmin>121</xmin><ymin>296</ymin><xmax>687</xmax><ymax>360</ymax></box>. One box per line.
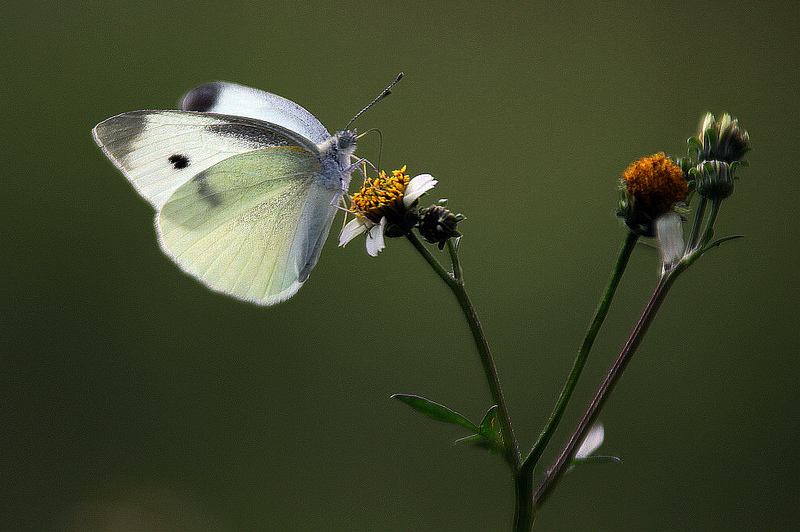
<box><xmin>405</xmin><ymin>232</ymin><xmax>520</xmax><ymax>470</ymax></box>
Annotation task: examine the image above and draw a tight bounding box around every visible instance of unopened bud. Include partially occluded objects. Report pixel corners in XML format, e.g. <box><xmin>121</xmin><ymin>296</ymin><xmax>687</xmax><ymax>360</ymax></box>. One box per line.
<box><xmin>417</xmin><ymin>205</ymin><xmax>464</xmax><ymax>249</ymax></box>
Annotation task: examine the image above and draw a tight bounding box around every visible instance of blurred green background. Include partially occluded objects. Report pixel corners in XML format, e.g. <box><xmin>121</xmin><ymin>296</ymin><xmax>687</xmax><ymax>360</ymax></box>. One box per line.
<box><xmin>2</xmin><ymin>1</ymin><xmax>798</xmax><ymax>530</ymax></box>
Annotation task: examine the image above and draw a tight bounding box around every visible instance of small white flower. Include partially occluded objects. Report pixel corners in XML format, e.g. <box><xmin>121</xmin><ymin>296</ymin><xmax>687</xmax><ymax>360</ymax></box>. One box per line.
<box><xmin>338</xmin><ymin>168</ymin><xmax>437</xmax><ymax>256</ymax></box>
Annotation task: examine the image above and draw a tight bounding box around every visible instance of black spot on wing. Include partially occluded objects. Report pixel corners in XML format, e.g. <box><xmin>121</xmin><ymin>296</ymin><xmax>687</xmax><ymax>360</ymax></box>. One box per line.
<box><xmin>181</xmin><ymin>82</ymin><xmax>222</xmax><ymax>112</ymax></box>
<box><xmin>192</xmin><ymin>172</ymin><xmax>222</xmax><ymax>207</ymax></box>
<box><xmin>206</xmin><ymin>123</ymin><xmax>294</xmax><ymax>147</ymax></box>
<box><xmin>168</xmin><ymin>153</ymin><xmax>190</xmax><ymax>169</ymax></box>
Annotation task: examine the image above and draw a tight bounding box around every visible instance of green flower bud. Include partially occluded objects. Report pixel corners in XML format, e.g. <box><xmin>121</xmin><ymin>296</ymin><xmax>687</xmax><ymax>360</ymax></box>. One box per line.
<box><xmin>417</xmin><ymin>205</ymin><xmax>464</xmax><ymax>249</ymax></box>
<box><xmin>689</xmin><ymin>112</ymin><xmax>750</xmax><ymax>164</ymax></box>
<box><xmin>691</xmin><ymin>160</ymin><xmax>735</xmax><ymax>200</ymax></box>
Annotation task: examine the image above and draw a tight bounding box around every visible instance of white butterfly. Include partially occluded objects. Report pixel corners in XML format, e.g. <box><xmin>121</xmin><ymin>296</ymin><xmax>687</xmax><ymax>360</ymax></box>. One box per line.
<box><xmin>93</xmin><ymin>81</ymin><xmax>362</xmax><ymax>306</ymax></box>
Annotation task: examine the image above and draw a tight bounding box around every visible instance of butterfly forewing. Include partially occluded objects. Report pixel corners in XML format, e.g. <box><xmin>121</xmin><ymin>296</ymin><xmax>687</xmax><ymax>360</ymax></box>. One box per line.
<box><xmin>181</xmin><ymin>81</ymin><xmax>331</xmax><ymax>145</ymax></box>
<box><xmin>92</xmin><ymin>110</ymin><xmax>319</xmax><ymax>209</ymax></box>
<box><xmin>157</xmin><ymin>147</ymin><xmax>338</xmax><ymax>305</ymax></box>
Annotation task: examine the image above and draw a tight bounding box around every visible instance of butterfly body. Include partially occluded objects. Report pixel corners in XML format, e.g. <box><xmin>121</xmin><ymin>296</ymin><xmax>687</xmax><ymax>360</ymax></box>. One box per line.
<box><xmin>93</xmin><ymin>82</ymin><xmax>358</xmax><ymax>306</ymax></box>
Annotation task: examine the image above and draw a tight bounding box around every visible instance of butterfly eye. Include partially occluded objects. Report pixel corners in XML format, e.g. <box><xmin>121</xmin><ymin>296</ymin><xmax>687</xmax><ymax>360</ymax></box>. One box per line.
<box><xmin>337</xmin><ymin>131</ymin><xmax>357</xmax><ymax>151</ymax></box>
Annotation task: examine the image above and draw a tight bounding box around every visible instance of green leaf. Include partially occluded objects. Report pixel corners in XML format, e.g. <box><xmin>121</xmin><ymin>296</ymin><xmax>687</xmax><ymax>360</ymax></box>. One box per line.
<box><xmin>391</xmin><ymin>394</ymin><xmax>478</xmax><ymax>432</ymax></box>
<box><xmin>446</xmin><ymin>406</ymin><xmax>507</xmax><ymax>454</ymax></box>
<box><xmin>453</xmin><ymin>434</ymin><xmax>486</xmax><ymax>445</ymax></box>
<box><xmin>454</xmin><ymin>432</ymin><xmax>504</xmax><ymax>454</ymax></box>
<box><xmin>568</xmin><ymin>455</ymin><xmax>622</xmax><ymax>473</ymax></box>
<box><xmin>476</xmin><ymin>405</ymin><xmax>505</xmax><ymax>454</ymax></box>
<box><xmin>701</xmin><ymin>234</ymin><xmax>745</xmax><ymax>254</ymax></box>
<box><xmin>477</xmin><ymin>406</ymin><xmax>497</xmax><ymax>434</ymax></box>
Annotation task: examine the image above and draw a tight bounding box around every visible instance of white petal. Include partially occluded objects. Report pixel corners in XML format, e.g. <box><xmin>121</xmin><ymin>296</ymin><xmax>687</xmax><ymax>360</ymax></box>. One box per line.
<box><xmin>403</xmin><ymin>174</ymin><xmax>437</xmax><ymax>207</ymax></box>
<box><xmin>656</xmin><ymin>212</ymin><xmax>685</xmax><ymax>273</ymax></box>
<box><xmin>365</xmin><ymin>217</ymin><xmax>387</xmax><ymax>257</ymax></box>
<box><xmin>339</xmin><ymin>218</ymin><xmax>368</xmax><ymax>247</ymax></box>
<box><xmin>575</xmin><ymin>423</ymin><xmax>605</xmax><ymax>460</ymax></box>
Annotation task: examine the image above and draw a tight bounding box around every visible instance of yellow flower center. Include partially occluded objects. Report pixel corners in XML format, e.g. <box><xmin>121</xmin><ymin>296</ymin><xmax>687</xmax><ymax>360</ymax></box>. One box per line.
<box><xmin>350</xmin><ymin>166</ymin><xmax>410</xmax><ymax>223</ymax></box>
<box><xmin>622</xmin><ymin>153</ymin><xmax>688</xmax><ymax>215</ymax></box>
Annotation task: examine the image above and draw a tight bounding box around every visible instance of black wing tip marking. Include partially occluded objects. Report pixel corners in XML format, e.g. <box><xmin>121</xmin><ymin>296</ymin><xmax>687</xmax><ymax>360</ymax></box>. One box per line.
<box><xmin>181</xmin><ymin>82</ymin><xmax>223</xmax><ymax>112</ymax></box>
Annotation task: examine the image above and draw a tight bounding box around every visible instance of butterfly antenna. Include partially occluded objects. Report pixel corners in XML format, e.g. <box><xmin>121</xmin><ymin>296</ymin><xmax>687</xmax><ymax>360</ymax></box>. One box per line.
<box><xmin>357</xmin><ymin>128</ymin><xmax>384</xmax><ymax>171</ymax></box>
<box><xmin>345</xmin><ymin>72</ymin><xmax>403</xmax><ymax>131</ymax></box>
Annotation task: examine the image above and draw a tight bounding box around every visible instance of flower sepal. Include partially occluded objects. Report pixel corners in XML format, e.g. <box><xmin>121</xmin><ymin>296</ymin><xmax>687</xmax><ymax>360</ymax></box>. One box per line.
<box><xmin>384</xmin><ymin>210</ymin><xmax>423</xmax><ymax>239</ymax></box>
<box><xmin>691</xmin><ymin>160</ymin><xmax>735</xmax><ymax>200</ymax></box>
<box><xmin>617</xmin><ymin>194</ymin><xmax>655</xmax><ymax>237</ymax></box>
<box><xmin>671</xmin><ymin>155</ymin><xmax>694</xmax><ymax>177</ymax></box>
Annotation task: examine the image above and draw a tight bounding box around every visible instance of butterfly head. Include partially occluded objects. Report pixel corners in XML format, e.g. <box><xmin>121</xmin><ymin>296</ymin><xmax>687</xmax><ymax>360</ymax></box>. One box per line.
<box><xmin>321</xmin><ymin>130</ymin><xmax>358</xmax><ymax>171</ymax></box>
<box><xmin>335</xmin><ymin>130</ymin><xmax>358</xmax><ymax>153</ymax></box>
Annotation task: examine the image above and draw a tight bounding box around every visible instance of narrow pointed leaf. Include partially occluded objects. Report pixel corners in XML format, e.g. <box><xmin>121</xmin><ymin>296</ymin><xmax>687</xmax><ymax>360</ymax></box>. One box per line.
<box><xmin>703</xmin><ymin>234</ymin><xmax>745</xmax><ymax>252</ymax></box>
<box><xmin>391</xmin><ymin>394</ymin><xmax>478</xmax><ymax>432</ymax></box>
<box><xmin>454</xmin><ymin>432</ymin><xmax>504</xmax><ymax>454</ymax></box>
<box><xmin>567</xmin><ymin>455</ymin><xmax>622</xmax><ymax>474</ymax></box>
<box><xmin>570</xmin><ymin>455</ymin><xmax>622</xmax><ymax>469</ymax></box>
<box><xmin>454</xmin><ymin>434</ymin><xmax>486</xmax><ymax>445</ymax></box>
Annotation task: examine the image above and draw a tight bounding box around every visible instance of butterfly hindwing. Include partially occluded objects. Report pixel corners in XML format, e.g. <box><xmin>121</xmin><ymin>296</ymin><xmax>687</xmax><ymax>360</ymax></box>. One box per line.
<box><xmin>156</xmin><ymin>147</ymin><xmax>339</xmax><ymax>305</ymax></box>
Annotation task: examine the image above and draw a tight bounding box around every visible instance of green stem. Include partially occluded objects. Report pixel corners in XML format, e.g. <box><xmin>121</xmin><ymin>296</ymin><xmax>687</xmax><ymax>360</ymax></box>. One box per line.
<box><xmin>514</xmin><ymin>468</ymin><xmax>535</xmax><ymax>531</ymax></box>
<box><xmin>447</xmin><ymin>238</ymin><xmax>463</xmax><ymax>281</ymax></box>
<box><xmin>533</xmin><ymin>263</ymin><xmax>685</xmax><ymax>509</ymax></box>
<box><xmin>699</xmin><ymin>199</ymin><xmax>722</xmax><ymax>248</ymax></box>
<box><xmin>520</xmin><ymin>231</ymin><xmax>639</xmax><ymax>477</ymax></box>
<box><xmin>686</xmin><ymin>196</ymin><xmax>707</xmax><ymax>251</ymax></box>
<box><xmin>405</xmin><ymin>232</ymin><xmax>520</xmax><ymax>470</ymax></box>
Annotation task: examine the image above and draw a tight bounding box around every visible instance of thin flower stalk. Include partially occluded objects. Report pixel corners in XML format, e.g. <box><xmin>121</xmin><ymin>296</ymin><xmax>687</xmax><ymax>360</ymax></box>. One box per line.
<box><xmin>520</xmin><ymin>230</ymin><xmax>638</xmax><ymax>474</ymax></box>
<box><xmin>533</xmin><ymin>265</ymin><xmax>682</xmax><ymax>508</ymax></box>
<box><xmin>686</xmin><ymin>196</ymin><xmax>707</xmax><ymax>252</ymax></box>
<box><xmin>406</xmin><ymin>231</ymin><xmax>521</xmax><ymax>470</ymax></box>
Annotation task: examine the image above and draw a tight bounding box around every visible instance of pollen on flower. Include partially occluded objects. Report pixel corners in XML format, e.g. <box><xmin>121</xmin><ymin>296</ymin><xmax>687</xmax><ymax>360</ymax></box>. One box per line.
<box><xmin>350</xmin><ymin>166</ymin><xmax>410</xmax><ymax>223</ymax></box>
<box><xmin>622</xmin><ymin>153</ymin><xmax>688</xmax><ymax>215</ymax></box>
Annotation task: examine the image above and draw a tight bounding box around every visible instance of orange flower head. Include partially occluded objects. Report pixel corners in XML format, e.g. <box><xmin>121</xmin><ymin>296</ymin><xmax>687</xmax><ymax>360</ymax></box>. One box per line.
<box><xmin>622</xmin><ymin>153</ymin><xmax>688</xmax><ymax>216</ymax></box>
